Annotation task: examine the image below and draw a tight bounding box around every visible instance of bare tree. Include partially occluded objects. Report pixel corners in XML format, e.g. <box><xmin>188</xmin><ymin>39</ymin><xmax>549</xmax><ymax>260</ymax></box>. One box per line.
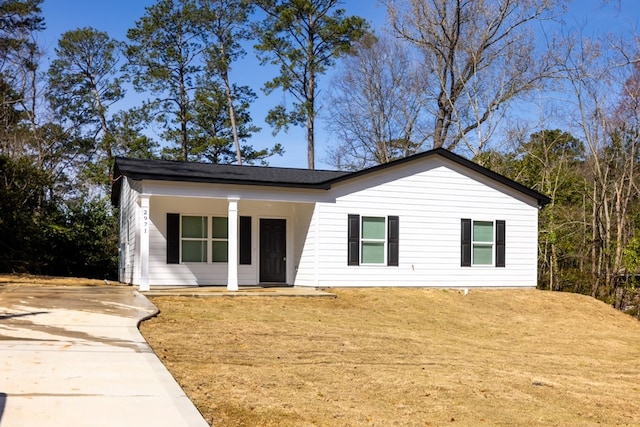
<box><xmin>557</xmin><ymin>29</ymin><xmax>640</xmax><ymax>304</ymax></box>
<box><xmin>517</xmin><ymin>129</ymin><xmax>585</xmax><ymax>292</ymax></box>
<box><xmin>385</xmin><ymin>0</ymin><xmax>562</xmax><ymax>156</ymax></box>
<box><xmin>325</xmin><ymin>33</ymin><xmax>427</xmax><ymax>170</ymax></box>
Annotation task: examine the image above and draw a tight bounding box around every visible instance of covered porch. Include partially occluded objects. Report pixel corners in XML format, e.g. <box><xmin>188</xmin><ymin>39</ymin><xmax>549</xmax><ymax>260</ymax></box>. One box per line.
<box><xmin>136</xmin><ymin>193</ymin><xmax>318</xmax><ymax>290</ymax></box>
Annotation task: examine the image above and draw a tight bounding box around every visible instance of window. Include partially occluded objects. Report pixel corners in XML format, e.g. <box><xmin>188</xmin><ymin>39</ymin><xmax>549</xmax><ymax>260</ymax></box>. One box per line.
<box><xmin>167</xmin><ymin>213</ymin><xmax>252</xmax><ymax>265</ymax></box>
<box><xmin>182</xmin><ymin>216</ymin><xmax>207</xmax><ymax>262</ymax></box>
<box><xmin>212</xmin><ymin>217</ymin><xmax>228</xmax><ymax>262</ymax></box>
<box><xmin>472</xmin><ymin>221</ymin><xmax>493</xmax><ymax>265</ymax></box>
<box><xmin>348</xmin><ymin>214</ymin><xmax>399</xmax><ymax>266</ymax></box>
<box><xmin>461</xmin><ymin>219</ymin><xmax>505</xmax><ymax>267</ymax></box>
<box><xmin>362</xmin><ymin>216</ymin><xmax>386</xmax><ymax>264</ymax></box>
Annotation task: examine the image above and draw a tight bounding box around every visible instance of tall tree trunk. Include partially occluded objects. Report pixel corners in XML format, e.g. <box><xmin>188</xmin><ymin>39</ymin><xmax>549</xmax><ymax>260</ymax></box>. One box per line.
<box><xmin>181</xmin><ymin>104</ymin><xmax>188</xmax><ymax>162</ymax></box>
<box><xmin>307</xmin><ymin>113</ymin><xmax>314</xmax><ymax>169</ymax></box>
<box><xmin>218</xmin><ymin>40</ymin><xmax>242</xmax><ymax>166</ymax></box>
<box><xmin>550</xmin><ymin>241</ymin><xmax>558</xmax><ymax>291</ymax></box>
<box><xmin>602</xmin><ymin>194</ymin><xmax>612</xmax><ymax>295</ymax></box>
<box><xmin>90</xmin><ymin>75</ymin><xmax>112</xmax><ymax>163</ymax></box>
<box><xmin>180</xmin><ymin>66</ymin><xmax>189</xmax><ymax>161</ymax></box>
<box><xmin>591</xmin><ymin>182</ymin><xmax>599</xmax><ymax>298</ymax></box>
<box><xmin>222</xmin><ymin>73</ymin><xmax>242</xmax><ymax>165</ymax></box>
<box><xmin>306</xmin><ymin>35</ymin><xmax>316</xmax><ymax>170</ymax></box>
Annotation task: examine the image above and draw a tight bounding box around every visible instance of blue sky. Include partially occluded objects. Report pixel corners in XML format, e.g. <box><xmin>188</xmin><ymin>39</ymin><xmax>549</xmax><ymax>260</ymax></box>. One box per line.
<box><xmin>39</xmin><ymin>0</ymin><xmax>387</xmax><ymax>169</ymax></box>
<box><xmin>39</xmin><ymin>0</ymin><xmax>639</xmax><ymax>169</ymax></box>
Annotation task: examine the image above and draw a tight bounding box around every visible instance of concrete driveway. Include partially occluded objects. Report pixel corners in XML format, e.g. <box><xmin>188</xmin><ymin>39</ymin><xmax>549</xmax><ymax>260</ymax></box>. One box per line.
<box><xmin>0</xmin><ymin>285</ymin><xmax>208</xmax><ymax>427</ymax></box>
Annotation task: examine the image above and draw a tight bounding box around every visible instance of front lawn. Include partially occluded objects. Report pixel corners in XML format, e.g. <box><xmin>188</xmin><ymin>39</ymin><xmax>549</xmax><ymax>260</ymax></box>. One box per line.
<box><xmin>140</xmin><ymin>288</ymin><xmax>640</xmax><ymax>426</ymax></box>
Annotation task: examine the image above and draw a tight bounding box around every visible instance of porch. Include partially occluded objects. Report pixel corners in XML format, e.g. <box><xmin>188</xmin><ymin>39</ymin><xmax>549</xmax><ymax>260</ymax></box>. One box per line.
<box><xmin>135</xmin><ymin>194</ymin><xmax>321</xmax><ymax>290</ymax></box>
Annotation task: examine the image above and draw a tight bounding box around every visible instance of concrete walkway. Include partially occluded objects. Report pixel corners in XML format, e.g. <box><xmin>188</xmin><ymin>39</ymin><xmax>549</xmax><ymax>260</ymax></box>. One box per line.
<box><xmin>0</xmin><ymin>285</ymin><xmax>208</xmax><ymax>427</ymax></box>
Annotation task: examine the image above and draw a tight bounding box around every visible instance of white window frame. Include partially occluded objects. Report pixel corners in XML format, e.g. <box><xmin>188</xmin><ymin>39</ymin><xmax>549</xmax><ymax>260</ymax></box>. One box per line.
<box><xmin>211</xmin><ymin>216</ymin><xmax>229</xmax><ymax>263</ymax></box>
<box><xmin>472</xmin><ymin>220</ymin><xmax>494</xmax><ymax>267</ymax></box>
<box><xmin>360</xmin><ymin>216</ymin><xmax>387</xmax><ymax>265</ymax></box>
<box><xmin>179</xmin><ymin>214</ymin><xmax>230</xmax><ymax>264</ymax></box>
<box><xmin>181</xmin><ymin>215</ymin><xmax>209</xmax><ymax>263</ymax></box>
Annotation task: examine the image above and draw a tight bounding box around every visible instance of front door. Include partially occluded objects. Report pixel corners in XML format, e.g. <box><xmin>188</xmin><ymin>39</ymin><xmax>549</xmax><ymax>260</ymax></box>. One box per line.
<box><xmin>260</xmin><ymin>218</ymin><xmax>286</xmax><ymax>283</ymax></box>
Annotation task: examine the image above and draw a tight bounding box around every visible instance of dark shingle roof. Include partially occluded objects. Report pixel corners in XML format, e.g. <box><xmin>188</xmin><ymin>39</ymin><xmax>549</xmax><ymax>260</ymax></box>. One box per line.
<box><xmin>111</xmin><ymin>149</ymin><xmax>551</xmax><ymax>207</ymax></box>
<box><xmin>111</xmin><ymin>157</ymin><xmax>350</xmax><ymax>205</ymax></box>
<box><xmin>114</xmin><ymin>157</ymin><xmax>349</xmax><ymax>187</ymax></box>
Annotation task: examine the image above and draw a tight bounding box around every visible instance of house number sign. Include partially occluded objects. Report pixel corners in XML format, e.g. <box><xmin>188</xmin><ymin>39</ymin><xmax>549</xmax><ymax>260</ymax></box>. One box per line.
<box><xmin>142</xmin><ymin>208</ymin><xmax>149</xmax><ymax>234</ymax></box>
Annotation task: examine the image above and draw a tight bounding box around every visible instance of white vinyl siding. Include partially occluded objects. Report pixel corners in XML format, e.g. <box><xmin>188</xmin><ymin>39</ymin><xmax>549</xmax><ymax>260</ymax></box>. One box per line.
<box><xmin>299</xmin><ymin>156</ymin><xmax>539</xmax><ymax>288</ymax></box>
<box><xmin>294</xmin><ymin>204</ymin><xmax>320</xmax><ymax>285</ymax></box>
<box><xmin>117</xmin><ymin>177</ymin><xmax>141</xmax><ymax>284</ymax></box>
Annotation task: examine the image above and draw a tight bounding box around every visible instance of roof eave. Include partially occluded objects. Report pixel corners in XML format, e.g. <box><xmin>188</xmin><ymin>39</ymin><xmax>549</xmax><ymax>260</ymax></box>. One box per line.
<box><xmin>111</xmin><ymin>150</ymin><xmax>551</xmax><ymax>207</ymax></box>
<box><xmin>117</xmin><ymin>173</ymin><xmax>333</xmax><ymax>191</ymax></box>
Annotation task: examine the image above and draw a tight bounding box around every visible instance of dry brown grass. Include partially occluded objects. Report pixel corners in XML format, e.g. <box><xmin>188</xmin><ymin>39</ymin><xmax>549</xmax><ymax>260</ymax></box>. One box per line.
<box><xmin>0</xmin><ymin>273</ymin><xmax>116</xmax><ymax>287</ymax></box>
<box><xmin>140</xmin><ymin>288</ymin><xmax>640</xmax><ymax>426</ymax></box>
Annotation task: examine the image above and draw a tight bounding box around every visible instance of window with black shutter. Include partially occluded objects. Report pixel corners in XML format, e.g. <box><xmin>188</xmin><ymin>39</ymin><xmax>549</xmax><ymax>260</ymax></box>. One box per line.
<box><xmin>347</xmin><ymin>214</ymin><xmax>398</xmax><ymax>266</ymax></box>
<box><xmin>461</xmin><ymin>219</ymin><xmax>505</xmax><ymax>267</ymax></box>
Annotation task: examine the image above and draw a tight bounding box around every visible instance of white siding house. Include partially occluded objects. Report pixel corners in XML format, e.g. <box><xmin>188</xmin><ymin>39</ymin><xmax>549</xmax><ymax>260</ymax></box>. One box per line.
<box><xmin>111</xmin><ymin>148</ymin><xmax>549</xmax><ymax>290</ymax></box>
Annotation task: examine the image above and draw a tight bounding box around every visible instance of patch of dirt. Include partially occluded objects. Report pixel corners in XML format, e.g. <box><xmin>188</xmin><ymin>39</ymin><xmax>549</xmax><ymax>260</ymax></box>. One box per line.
<box><xmin>0</xmin><ymin>274</ymin><xmax>115</xmax><ymax>287</ymax></box>
<box><xmin>140</xmin><ymin>288</ymin><xmax>640</xmax><ymax>426</ymax></box>
<box><xmin>0</xmin><ymin>274</ymin><xmax>150</xmax><ymax>318</ymax></box>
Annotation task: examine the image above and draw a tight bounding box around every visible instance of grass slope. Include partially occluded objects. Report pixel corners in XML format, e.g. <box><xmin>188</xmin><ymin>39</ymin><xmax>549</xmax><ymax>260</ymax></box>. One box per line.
<box><xmin>141</xmin><ymin>288</ymin><xmax>640</xmax><ymax>426</ymax></box>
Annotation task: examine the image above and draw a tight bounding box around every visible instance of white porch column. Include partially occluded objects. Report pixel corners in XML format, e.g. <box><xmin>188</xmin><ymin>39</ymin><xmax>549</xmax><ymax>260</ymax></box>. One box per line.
<box><xmin>314</xmin><ymin>203</ymin><xmax>320</xmax><ymax>286</ymax></box>
<box><xmin>139</xmin><ymin>195</ymin><xmax>150</xmax><ymax>291</ymax></box>
<box><xmin>227</xmin><ymin>197</ymin><xmax>239</xmax><ymax>291</ymax></box>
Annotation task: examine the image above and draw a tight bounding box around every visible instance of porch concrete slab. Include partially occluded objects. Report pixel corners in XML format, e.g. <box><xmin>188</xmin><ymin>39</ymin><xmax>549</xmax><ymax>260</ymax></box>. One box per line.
<box><xmin>0</xmin><ymin>285</ymin><xmax>208</xmax><ymax>427</ymax></box>
<box><xmin>142</xmin><ymin>286</ymin><xmax>337</xmax><ymax>298</ymax></box>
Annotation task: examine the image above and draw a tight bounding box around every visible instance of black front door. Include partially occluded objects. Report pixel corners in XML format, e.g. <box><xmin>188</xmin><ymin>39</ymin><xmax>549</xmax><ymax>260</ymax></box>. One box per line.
<box><xmin>260</xmin><ymin>218</ymin><xmax>286</xmax><ymax>283</ymax></box>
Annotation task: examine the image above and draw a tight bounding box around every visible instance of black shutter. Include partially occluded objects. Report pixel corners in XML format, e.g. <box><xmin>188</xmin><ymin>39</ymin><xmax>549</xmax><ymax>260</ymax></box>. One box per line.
<box><xmin>495</xmin><ymin>220</ymin><xmax>506</xmax><ymax>267</ymax></box>
<box><xmin>239</xmin><ymin>216</ymin><xmax>252</xmax><ymax>265</ymax></box>
<box><xmin>167</xmin><ymin>213</ymin><xmax>180</xmax><ymax>264</ymax></box>
<box><xmin>461</xmin><ymin>218</ymin><xmax>471</xmax><ymax>267</ymax></box>
<box><xmin>387</xmin><ymin>216</ymin><xmax>399</xmax><ymax>266</ymax></box>
<box><xmin>348</xmin><ymin>214</ymin><xmax>360</xmax><ymax>266</ymax></box>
